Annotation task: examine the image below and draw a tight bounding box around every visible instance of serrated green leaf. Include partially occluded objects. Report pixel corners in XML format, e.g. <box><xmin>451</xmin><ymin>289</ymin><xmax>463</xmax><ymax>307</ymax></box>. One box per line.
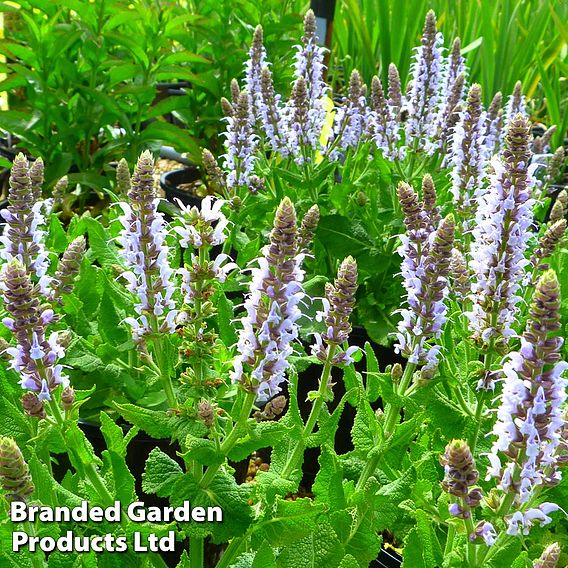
<box><xmin>180</xmin><ymin>434</ymin><xmax>221</xmax><ymax>466</ymax></box>
<box><xmin>258</xmin><ymin>497</ymin><xmax>326</xmax><ymax>547</ymax></box>
<box><xmin>228</xmin><ymin>421</ymin><xmax>290</xmax><ymax>462</ymax></box>
<box><xmin>275</xmin><ymin>520</ymin><xmax>345</xmax><ymax>568</ymax></box>
<box><xmin>113</xmin><ymin>403</ymin><xmax>174</xmax><ymax>439</ymax></box>
<box><xmin>170</xmin><ymin>470</ymin><xmax>253</xmax><ymax>543</ymax></box>
<box><xmin>312</xmin><ymin>447</ymin><xmax>346</xmax><ymax>512</ymax></box>
<box><xmin>0</xmin><ymin>396</ymin><xmax>32</xmax><ymax>448</ymax></box>
<box><xmin>142</xmin><ymin>447</ymin><xmax>183</xmax><ymax>497</ymax></box>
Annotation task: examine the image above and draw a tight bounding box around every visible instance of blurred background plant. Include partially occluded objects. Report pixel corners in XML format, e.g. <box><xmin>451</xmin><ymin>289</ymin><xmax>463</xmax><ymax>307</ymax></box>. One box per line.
<box><xmin>0</xmin><ymin>0</ymin><xmax>307</xmax><ymax>204</ymax></box>
<box><xmin>332</xmin><ymin>0</ymin><xmax>568</xmax><ymax>147</ymax></box>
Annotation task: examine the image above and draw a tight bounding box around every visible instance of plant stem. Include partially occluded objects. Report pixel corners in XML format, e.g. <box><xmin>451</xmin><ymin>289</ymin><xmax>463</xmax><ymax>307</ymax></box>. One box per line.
<box><xmin>383</xmin><ymin>361</ymin><xmax>416</xmax><ymax>437</ymax></box>
<box><xmin>443</xmin><ymin>523</ymin><xmax>456</xmax><ymax>559</ymax></box>
<box><xmin>216</xmin><ymin>535</ymin><xmax>247</xmax><ymax>568</ymax></box>
<box><xmin>280</xmin><ymin>346</ymin><xmax>337</xmax><ymax>480</ymax></box>
<box><xmin>355</xmin><ymin>360</ymin><xmax>417</xmax><ymax>492</ymax></box>
<box><xmin>199</xmin><ymin>391</ymin><xmax>256</xmax><ymax>488</ymax></box>
<box><xmin>468</xmin><ymin>350</ymin><xmax>494</xmax><ymax>453</ymax></box>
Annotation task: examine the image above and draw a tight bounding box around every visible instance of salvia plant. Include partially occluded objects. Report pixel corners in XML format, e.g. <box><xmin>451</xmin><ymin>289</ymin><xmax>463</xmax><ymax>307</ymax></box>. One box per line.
<box><xmin>0</xmin><ymin>7</ymin><xmax>567</xmax><ymax>568</ymax></box>
<box><xmin>198</xmin><ymin>9</ymin><xmax>566</xmax><ymax>348</ymax></box>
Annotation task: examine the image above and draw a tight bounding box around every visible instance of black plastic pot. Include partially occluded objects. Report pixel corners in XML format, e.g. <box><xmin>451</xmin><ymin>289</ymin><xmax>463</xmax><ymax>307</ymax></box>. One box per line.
<box><xmin>160</xmin><ymin>167</ymin><xmax>202</xmax><ymax>208</ymax></box>
<box><xmin>373</xmin><ymin>547</ymin><xmax>403</xmax><ymax>568</ymax></box>
<box><xmin>296</xmin><ymin>326</ymin><xmax>404</xmax><ymax>489</ymax></box>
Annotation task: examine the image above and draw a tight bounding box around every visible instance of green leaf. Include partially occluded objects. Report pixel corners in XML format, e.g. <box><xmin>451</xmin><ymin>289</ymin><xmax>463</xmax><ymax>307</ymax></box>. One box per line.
<box><xmin>46</xmin><ymin>215</ymin><xmax>69</xmax><ymax>253</ymax></box>
<box><xmin>170</xmin><ymin>470</ymin><xmax>253</xmax><ymax>543</ymax></box>
<box><xmin>313</xmin><ymin>447</ymin><xmax>346</xmax><ymax>511</ymax></box>
<box><xmin>258</xmin><ymin>497</ymin><xmax>326</xmax><ymax>547</ymax></box>
<box><xmin>142</xmin><ymin>448</ymin><xmax>183</xmax><ymax>498</ymax></box>
<box><xmin>275</xmin><ymin>520</ymin><xmax>345</xmax><ymax>568</ymax></box>
<box><xmin>181</xmin><ymin>434</ymin><xmax>222</xmax><ymax>466</ymax></box>
<box><xmin>330</xmin><ymin>510</ymin><xmax>382</xmax><ymax>567</ymax></box>
<box><xmin>251</xmin><ymin>541</ymin><xmax>277</xmax><ymax>568</ymax></box>
<box><xmin>0</xmin><ymin>396</ymin><xmax>32</xmax><ymax>448</ymax></box>
<box><xmin>103</xmin><ymin>449</ymin><xmax>136</xmax><ymax>503</ymax></box>
<box><xmin>351</xmin><ymin>392</ymin><xmax>378</xmax><ymax>456</ymax></box>
<box><xmin>113</xmin><ymin>403</ymin><xmax>174</xmax><ymax>439</ymax></box>
<box><xmin>228</xmin><ymin>421</ymin><xmax>290</xmax><ymax>462</ymax></box>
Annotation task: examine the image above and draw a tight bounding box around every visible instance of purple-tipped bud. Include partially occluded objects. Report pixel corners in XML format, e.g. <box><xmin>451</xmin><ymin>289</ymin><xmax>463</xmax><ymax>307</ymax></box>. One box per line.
<box><xmin>258</xmin><ymin>66</ymin><xmax>286</xmax><ymax>154</ymax></box>
<box><xmin>29</xmin><ymin>157</ymin><xmax>44</xmax><ymax>202</ymax></box>
<box><xmin>298</xmin><ymin>205</ymin><xmax>320</xmax><ymax>254</ymax></box>
<box><xmin>388</xmin><ymin>63</ymin><xmax>402</xmax><ymax>110</ymax></box>
<box><xmin>422</xmin><ymin>174</ymin><xmax>440</xmax><ymax>230</ymax></box>
<box><xmin>52</xmin><ymin>176</ymin><xmax>68</xmax><ymax>203</ymax></box>
<box><xmin>485</xmin><ymin>91</ymin><xmax>503</xmax><ymax>156</ymax></box>
<box><xmin>440</xmin><ymin>439</ymin><xmax>482</xmax><ymax>515</ymax></box>
<box><xmin>534</xmin><ymin>543</ymin><xmax>561</xmax><ymax>568</ymax></box>
<box><xmin>116</xmin><ymin>158</ymin><xmax>131</xmax><ymax>196</ymax></box>
<box><xmin>198</xmin><ymin>400</ymin><xmax>214</xmax><ymax>427</ymax></box>
<box><xmin>221</xmin><ymin>96</ymin><xmax>234</xmax><ymax>118</ymax></box>
<box><xmin>532</xmin><ymin>126</ymin><xmax>556</xmax><ymax>155</ymax></box>
<box><xmin>0</xmin><ymin>437</ymin><xmax>34</xmax><ymax>503</ymax></box>
<box><xmin>21</xmin><ymin>392</ymin><xmax>46</xmax><ymax>419</ymax></box>
<box><xmin>61</xmin><ymin>386</ymin><xmax>75</xmax><ymax>411</ymax></box>
<box><xmin>202</xmin><ymin>149</ymin><xmax>227</xmax><ymax>195</ymax></box>
<box><xmin>531</xmin><ymin>219</ymin><xmax>566</xmax><ymax>276</ymax></box>
<box><xmin>230</xmin><ymin>79</ymin><xmax>240</xmax><ymax>107</ymax></box>
<box><xmin>449</xmin><ymin>249</ymin><xmax>470</xmax><ymax>298</ymax></box>
<box><xmin>51</xmin><ymin>236</ymin><xmax>86</xmax><ymax>300</ymax></box>
<box><xmin>545</xmin><ymin>147</ymin><xmax>565</xmax><ymax>184</ymax></box>
<box><xmin>549</xmin><ymin>201</ymin><xmax>564</xmax><ymax>223</ymax></box>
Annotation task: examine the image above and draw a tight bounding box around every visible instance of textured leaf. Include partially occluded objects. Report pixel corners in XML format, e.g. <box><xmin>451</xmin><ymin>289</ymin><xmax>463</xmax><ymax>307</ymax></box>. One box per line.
<box><xmin>228</xmin><ymin>421</ymin><xmax>290</xmax><ymax>462</ymax></box>
<box><xmin>258</xmin><ymin>498</ymin><xmax>326</xmax><ymax>547</ymax></box>
<box><xmin>142</xmin><ymin>448</ymin><xmax>183</xmax><ymax>497</ymax></box>
<box><xmin>170</xmin><ymin>470</ymin><xmax>253</xmax><ymax>543</ymax></box>
<box><xmin>113</xmin><ymin>403</ymin><xmax>175</xmax><ymax>439</ymax></box>
<box><xmin>275</xmin><ymin>520</ymin><xmax>345</xmax><ymax>568</ymax></box>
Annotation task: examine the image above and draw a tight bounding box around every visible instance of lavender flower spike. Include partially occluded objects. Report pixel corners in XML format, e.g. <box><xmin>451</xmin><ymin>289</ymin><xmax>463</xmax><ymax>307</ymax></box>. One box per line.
<box><xmin>448</xmin><ymin>84</ymin><xmax>487</xmax><ymax>219</ymax></box>
<box><xmin>284</xmin><ymin>9</ymin><xmax>328</xmax><ymax>162</ymax></box>
<box><xmin>259</xmin><ymin>66</ymin><xmax>287</xmax><ymax>155</ymax></box>
<box><xmin>312</xmin><ymin>256</ymin><xmax>359</xmax><ymax>366</ymax></box>
<box><xmin>0</xmin><ymin>154</ymin><xmax>50</xmax><ymax>289</ymax></box>
<box><xmin>395</xmin><ymin>182</ymin><xmax>455</xmax><ymax>374</ymax></box>
<box><xmin>0</xmin><ymin>259</ymin><xmax>69</xmax><ymax>401</ymax></box>
<box><xmin>244</xmin><ymin>25</ymin><xmax>267</xmax><ymax>121</ymax></box>
<box><xmin>484</xmin><ymin>92</ymin><xmax>503</xmax><ymax>157</ymax></box>
<box><xmin>232</xmin><ymin>198</ymin><xmax>305</xmax><ymax>401</ymax></box>
<box><xmin>222</xmin><ymin>90</ymin><xmax>258</xmax><ymax>190</ymax></box>
<box><xmin>486</xmin><ymin>271</ymin><xmax>567</xmax><ymax>531</ymax></box>
<box><xmin>117</xmin><ymin>152</ymin><xmax>177</xmax><ymax>342</ymax></box>
<box><xmin>329</xmin><ymin>69</ymin><xmax>367</xmax><ymax>160</ymax></box>
<box><xmin>405</xmin><ymin>10</ymin><xmax>444</xmax><ymax>154</ymax></box>
<box><xmin>467</xmin><ymin>114</ymin><xmax>535</xmax><ymax>348</ymax></box>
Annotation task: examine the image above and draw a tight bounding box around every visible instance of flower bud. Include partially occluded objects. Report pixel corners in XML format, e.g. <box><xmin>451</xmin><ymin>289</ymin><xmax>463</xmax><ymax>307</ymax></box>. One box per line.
<box><xmin>61</xmin><ymin>386</ymin><xmax>75</xmax><ymax>411</ymax></box>
<box><xmin>298</xmin><ymin>205</ymin><xmax>320</xmax><ymax>253</ymax></box>
<box><xmin>116</xmin><ymin>158</ymin><xmax>131</xmax><ymax>196</ymax></box>
<box><xmin>21</xmin><ymin>392</ymin><xmax>46</xmax><ymax>419</ymax></box>
<box><xmin>534</xmin><ymin>543</ymin><xmax>561</xmax><ymax>568</ymax></box>
<box><xmin>391</xmin><ymin>363</ymin><xmax>403</xmax><ymax>382</ymax></box>
<box><xmin>198</xmin><ymin>400</ymin><xmax>214</xmax><ymax>427</ymax></box>
<box><xmin>0</xmin><ymin>437</ymin><xmax>35</xmax><ymax>502</ymax></box>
